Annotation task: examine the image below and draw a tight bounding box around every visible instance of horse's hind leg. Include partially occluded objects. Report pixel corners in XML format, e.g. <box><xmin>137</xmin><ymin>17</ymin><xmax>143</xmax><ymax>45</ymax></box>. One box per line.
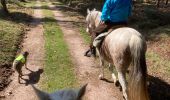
<box><xmin>117</xmin><ymin>70</ymin><xmax>128</xmax><ymax>100</ymax></box>
<box><xmin>109</xmin><ymin>64</ymin><xmax>118</xmax><ymax>85</ymax></box>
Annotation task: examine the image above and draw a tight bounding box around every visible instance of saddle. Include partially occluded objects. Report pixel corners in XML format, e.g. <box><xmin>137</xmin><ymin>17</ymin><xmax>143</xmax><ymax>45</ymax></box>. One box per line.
<box><xmin>108</xmin><ymin>24</ymin><xmax>127</xmax><ymax>33</ymax></box>
<box><xmin>93</xmin><ymin>24</ymin><xmax>126</xmax><ymax>48</ymax></box>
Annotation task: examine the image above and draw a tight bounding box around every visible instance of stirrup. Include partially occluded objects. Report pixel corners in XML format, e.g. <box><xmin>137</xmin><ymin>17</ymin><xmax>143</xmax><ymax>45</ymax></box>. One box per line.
<box><xmin>84</xmin><ymin>49</ymin><xmax>92</xmax><ymax>57</ymax></box>
<box><xmin>84</xmin><ymin>48</ymin><xmax>96</xmax><ymax>57</ymax></box>
<box><xmin>91</xmin><ymin>47</ymin><xmax>96</xmax><ymax>57</ymax></box>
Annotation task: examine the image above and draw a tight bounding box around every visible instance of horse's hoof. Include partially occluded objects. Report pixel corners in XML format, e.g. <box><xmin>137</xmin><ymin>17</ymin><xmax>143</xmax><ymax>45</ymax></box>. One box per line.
<box><xmin>98</xmin><ymin>74</ymin><xmax>104</xmax><ymax>80</ymax></box>
<box><xmin>84</xmin><ymin>49</ymin><xmax>92</xmax><ymax>57</ymax></box>
<box><xmin>123</xmin><ymin>95</ymin><xmax>128</xmax><ymax>100</ymax></box>
<box><xmin>115</xmin><ymin>80</ymin><xmax>120</xmax><ymax>87</ymax></box>
<box><xmin>112</xmin><ymin>74</ymin><xmax>116</xmax><ymax>82</ymax></box>
<box><xmin>123</xmin><ymin>96</ymin><xmax>126</xmax><ymax>100</ymax></box>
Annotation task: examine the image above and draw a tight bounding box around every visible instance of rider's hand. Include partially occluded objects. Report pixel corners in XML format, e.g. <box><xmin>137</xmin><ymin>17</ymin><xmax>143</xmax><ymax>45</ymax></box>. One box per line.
<box><xmin>100</xmin><ymin>21</ymin><xmax>105</xmax><ymax>24</ymax></box>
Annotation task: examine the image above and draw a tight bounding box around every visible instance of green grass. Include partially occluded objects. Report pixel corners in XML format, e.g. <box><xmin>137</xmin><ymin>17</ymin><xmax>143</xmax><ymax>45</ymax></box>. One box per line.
<box><xmin>0</xmin><ymin>4</ymin><xmax>32</xmax><ymax>66</ymax></box>
<box><xmin>7</xmin><ymin>0</ymin><xmax>36</xmax><ymax>8</ymax></box>
<box><xmin>147</xmin><ymin>25</ymin><xmax>170</xmax><ymax>38</ymax></box>
<box><xmin>0</xmin><ymin>2</ymin><xmax>33</xmax><ymax>90</ymax></box>
<box><xmin>79</xmin><ymin>27</ymin><xmax>91</xmax><ymax>44</ymax></box>
<box><xmin>19</xmin><ymin>1</ymin><xmax>37</xmax><ymax>8</ymax></box>
<box><xmin>0</xmin><ymin>20</ymin><xmax>24</xmax><ymax>65</ymax></box>
<box><xmin>146</xmin><ymin>51</ymin><xmax>170</xmax><ymax>76</ymax></box>
<box><xmin>41</xmin><ymin>4</ymin><xmax>76</xmax><ymax>92</ymax></box>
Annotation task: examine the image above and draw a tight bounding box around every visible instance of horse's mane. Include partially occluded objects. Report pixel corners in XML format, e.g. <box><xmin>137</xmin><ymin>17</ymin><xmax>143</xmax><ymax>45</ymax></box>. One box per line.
<box><xmin>86</xmin><ymin>9</ymin><xmax>101</xmax><ymax>28</ymax></box>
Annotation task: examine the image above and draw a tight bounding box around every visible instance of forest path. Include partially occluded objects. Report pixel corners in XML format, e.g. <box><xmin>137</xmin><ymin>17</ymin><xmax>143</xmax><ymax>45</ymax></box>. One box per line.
<box><xmin>0</xmin><ymin>1</ymin><xmax>123</xmax><ymax>100</ymax></box>
<box><xmin>1</xmin><ymin>1</ymin><xmax>44</xmax><ymax>100</ymax></box>
<box><xmin>48</xmin><ymin>3</ymin><xmax>123</xmax><ymax>100</ymax></box>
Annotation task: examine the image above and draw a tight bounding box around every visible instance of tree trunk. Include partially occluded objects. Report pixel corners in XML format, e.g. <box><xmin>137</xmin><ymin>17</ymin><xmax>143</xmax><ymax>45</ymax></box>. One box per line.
<box><xmin>19</xmin><ymin>0</ymin><xmax>26</xmax><ymax>2</ymax></box>
<box><xmin>156</xmin><ymin>0</ymin><xmax>160</xmax><ymax>7</ymax></box>
<box><xmin>64</xmin><ymin>0</ymin><xmax>68</xmax><ymax>3</ymax></box>
<box><xmin>143</xmin><ymin>0</ymin><xmax>149</xmax><ymax>3</ymax></box>
<box><xmin>165</xmin><ymin>0</ymin><xmax>168</xmax><ymax>5</ymax></box>
<box><xmin>1</xmin><ymin>0</ymin><xmax>9</xmax><ymax>14</ymax></box>
<box><xmin>68</xmin><ymin>0</ymin><xmax>72</xmax><ymax>6</ymax></box>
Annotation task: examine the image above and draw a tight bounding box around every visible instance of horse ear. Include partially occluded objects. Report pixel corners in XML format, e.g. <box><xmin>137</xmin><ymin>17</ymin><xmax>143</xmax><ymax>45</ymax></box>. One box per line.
<box><xmin>31</xmin><ymin>85</ymin><xmax>50</xmax><ymax>100</ymax></box>
<box><xmin>77</xmin><ymin>84</ymin><xmax>88</xmax><ymax>99</ymax></box>
<box><xmin>87</xmin><ymin>8</ymin><xmax>90</xmax><ymax>14</ymax></box>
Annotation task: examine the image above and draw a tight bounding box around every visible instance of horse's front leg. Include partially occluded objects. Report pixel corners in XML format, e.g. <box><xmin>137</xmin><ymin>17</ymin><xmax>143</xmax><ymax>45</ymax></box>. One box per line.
<box><xmin>117</xmin><ymin>71</ymin><xmax>128</xmax><ymax>100</ymax></box>
<box><xmin>99</xmin><ymin>58</ymin><xmax>104</xmax><ymax>80</ymax></box>
<box><xmin>96</xmin><ymin>48</ymin><xmax>104</xmax><ymax>80</ymax></box>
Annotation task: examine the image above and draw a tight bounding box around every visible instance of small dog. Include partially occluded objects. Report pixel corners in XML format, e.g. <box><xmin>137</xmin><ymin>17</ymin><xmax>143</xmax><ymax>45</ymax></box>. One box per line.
<box><xmin>32</xmin><ymin>84</ymin><xmax>87</xmax><ymax>100</ymax></box>
<box><xmin>12</xmin><ymin>51</ymin><xmax>29</xmax><ymax>83</ymax></box>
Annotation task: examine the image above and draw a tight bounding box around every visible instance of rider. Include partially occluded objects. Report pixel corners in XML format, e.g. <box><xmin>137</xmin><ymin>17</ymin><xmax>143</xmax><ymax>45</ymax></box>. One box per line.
<box><xmin>84</xmin><ymin>0</ymin><xmax>132</xmax><ymax>57</ymax></box>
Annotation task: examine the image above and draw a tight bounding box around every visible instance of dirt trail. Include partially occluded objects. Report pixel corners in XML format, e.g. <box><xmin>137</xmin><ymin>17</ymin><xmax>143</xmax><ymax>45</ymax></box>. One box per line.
<box><xmin>0</xmin><ymin>1</ymin><xmax>123</xmax><ymax>100</ymax></box>
<box><xmin>49</xmin><ymin>4</ymin><xmax>123</xmax><ymax>100</ymax></box>
<box><xmin>0</xmin><ymin>1</ymin><xmax>44</xmax><ymax>100</ymax></box>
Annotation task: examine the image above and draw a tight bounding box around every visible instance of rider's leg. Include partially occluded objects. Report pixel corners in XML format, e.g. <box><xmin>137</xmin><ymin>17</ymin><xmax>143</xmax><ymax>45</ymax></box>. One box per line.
<box><xmin>84</xmin><ymin>32</ymin><xmax>96</xmax><ymax>57</ymax></box>
<box><xmin>84</xmin><ymin>22</ymin><xmax>109</xmax><ymax>57</ymax></box>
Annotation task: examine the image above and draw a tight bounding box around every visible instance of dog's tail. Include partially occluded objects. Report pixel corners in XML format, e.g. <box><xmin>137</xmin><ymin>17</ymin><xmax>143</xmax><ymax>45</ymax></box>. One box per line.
<box><xmin>31</xmin><ymin>84</ymin><xmax>50</xmax><ymax>100</ymax></box>
<box><xmin>12</xmin><ymin>60</ymin><xmax>17</xmax><ymax>71</ymax></box>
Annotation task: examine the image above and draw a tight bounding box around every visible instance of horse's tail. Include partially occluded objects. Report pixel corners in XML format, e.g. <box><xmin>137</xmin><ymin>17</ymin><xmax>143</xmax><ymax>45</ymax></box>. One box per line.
<box><xmin>128</xmin><ymin>35</ymin><xmax>149</xmax><ymax>100</ymax></box>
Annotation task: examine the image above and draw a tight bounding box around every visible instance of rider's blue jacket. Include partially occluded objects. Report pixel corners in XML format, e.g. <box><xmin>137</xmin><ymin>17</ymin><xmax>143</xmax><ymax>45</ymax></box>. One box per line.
<box><xmin>101</xmin><ymin>0</ymin><xmax>132</xmax><ymax>22</ymax></box>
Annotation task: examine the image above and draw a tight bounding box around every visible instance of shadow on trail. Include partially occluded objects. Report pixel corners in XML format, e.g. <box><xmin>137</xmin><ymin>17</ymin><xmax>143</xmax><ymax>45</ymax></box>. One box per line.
<box><xmin>148</xmin><ymin>75</ymin><xmax>170</xmax><ymax>100</ymax></box>
<box><xmin>32</xmin><ymin>5</ymin><xmax>49</xmax><ymax>10</ymax></box>
<box><xmin>129</xmin><ymin>4</ymin><xmax>170</xmax><ymax>41</ymax></box>
<box><xmin>52</xmin><ymin>2</ymin><xmax>170</xmax><ymax>41</ymax></box>
<box><xmin>0</xmin><ymin>64</ymin><xmax>13</xmax><ymax>91</ymax></box>
<box><xmin>0</xmin><ymin>11</ymin><xmax>83</xmax><ymax>28</ymax></box>
<box><xmin>0</xmin><ymin>11</ymin><xmax>33</xmax><ymax>25</ymax></box>
<box><xmin>20</xmin><ymin>68</ymin><xmax>43</xmax><ymax>86</ymax></box>
<box><xmin>54</xmin><ymin>5</ymin><xmax>87</xmax><ymax>16</ymax></box>
<box><xmin>101</xmin><ymin>78</ymin><xmax>114</xmax><ymax>83</ymax></box>
<box><xmin>56</xmin><ymin>2</ymin><xmax>170</xmax><ymax>40</ymax></box>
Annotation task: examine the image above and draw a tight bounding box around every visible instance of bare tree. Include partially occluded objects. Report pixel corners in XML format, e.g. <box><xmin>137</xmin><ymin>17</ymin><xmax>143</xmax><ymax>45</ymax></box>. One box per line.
<box><xmin>1</xmin><ymin>0</ymin><xmax>9</xmax><ymax>14</ymax></box>
<box><xmin>156</xmin><ymin>0</ymin><xmax>169</xmax><ymax>7</ymax></box>
<box><xmin>156</xmin><ymin>0</ymin><xmax>160</xmax><ymax>7</ymax></box>
<box><xmin>68</xmin><ymin>0</ymin><xmax>72</xmax><ymax>6</ymax></box>
<box><xmin>165</xmin><ymin>0</ymin><xmax>168</xmax><ymax>5</ymax></box>
<box><xmin>19</xmin><ymin>0</ymin><xmax>26</xmax><ymax>2</ymax></box>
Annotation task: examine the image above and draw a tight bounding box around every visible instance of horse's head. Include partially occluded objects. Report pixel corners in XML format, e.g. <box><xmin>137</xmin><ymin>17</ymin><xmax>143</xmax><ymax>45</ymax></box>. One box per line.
<box><xmin>86</xmin><ymin>9</ymin><xmax>101</xmax><ymax>34</ymax></box>
<box><xmin>32</xmin><ymin>84</ymin><xmax>87</xmax><ymax>100</ymax></box>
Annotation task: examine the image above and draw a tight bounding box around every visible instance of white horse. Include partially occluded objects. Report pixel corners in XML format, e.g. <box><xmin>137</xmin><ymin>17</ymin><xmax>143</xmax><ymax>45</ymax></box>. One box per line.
<box><xmin>86</xmin><ymin>9</ymin><xmax>150</xmax><ymax>100</ymax></box>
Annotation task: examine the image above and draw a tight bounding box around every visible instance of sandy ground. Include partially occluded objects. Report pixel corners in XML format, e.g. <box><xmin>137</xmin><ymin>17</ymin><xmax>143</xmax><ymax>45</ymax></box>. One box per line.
<box><xmin>0</xmin><ymin>1</ymin><xmax>124</xmax><ymax>100</ymax></box>
<box><xmin>49</xmin><ymin>4</ymin><xmax>123</xmax><ymax>100</ymax></box>
<box><xmin>0</xmin><ymin>1</ymin><xmax>44</xmax><ymax>100</ymax></box>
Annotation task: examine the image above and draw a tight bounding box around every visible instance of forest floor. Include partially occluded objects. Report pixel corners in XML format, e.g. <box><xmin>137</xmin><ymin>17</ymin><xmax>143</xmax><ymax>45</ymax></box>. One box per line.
<box><xmin>0</xmin><ymin>1</ymin><xmax>170</xmax><ymax>100</ymax></box>
<box><xmin>0</xmin><ymin>1</ymin><xmax>44</xmax><ymax>100</ymax></box>
<box><xmin>0</xmin><ymin>1</ymin><xmax>122</xmax><ymax>100</ymax></box>
<box><xmin>47</xmin><ymin>3</ymin><xmax>123</xmax><ymax>100</ymax></box>
<box><xmin>50</xmin><ymin>2</ymin><xmax>170</xmax><ymax>100</ymax></box>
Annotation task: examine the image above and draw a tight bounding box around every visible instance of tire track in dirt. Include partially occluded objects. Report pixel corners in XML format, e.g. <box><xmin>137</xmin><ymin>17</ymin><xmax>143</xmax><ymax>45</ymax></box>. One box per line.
<box><xmin>0</xmin><ymin>1</ymin><xmax>44</xmax><ymax>100</ymax></box>
<box><xmin>48</xmin><ymin>3</ymin><xmax>123</xmax><ymax>100</ymax></box>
